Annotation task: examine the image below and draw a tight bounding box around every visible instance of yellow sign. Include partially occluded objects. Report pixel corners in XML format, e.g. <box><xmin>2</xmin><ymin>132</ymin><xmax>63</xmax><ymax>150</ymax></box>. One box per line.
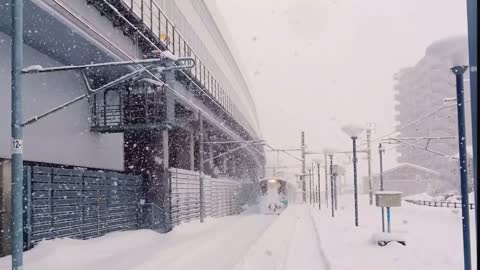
<box><xmin>160</xmin><ymin>33</ymin><xmax>170</xmax><ymax>46</ymax></box>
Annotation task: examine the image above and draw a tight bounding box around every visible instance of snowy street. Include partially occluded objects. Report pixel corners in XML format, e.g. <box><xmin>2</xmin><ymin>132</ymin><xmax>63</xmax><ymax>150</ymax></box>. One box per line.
<box><xmin>0</xmin><ymin>195</ymin><xmax>476</xmax><ymax>270</ymax></box>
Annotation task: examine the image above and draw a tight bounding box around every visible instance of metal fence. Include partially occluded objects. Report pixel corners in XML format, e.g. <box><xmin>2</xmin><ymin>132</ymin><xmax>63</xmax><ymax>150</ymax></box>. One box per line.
<box><xmin>170</xmin><ymin>168</ymin><xmax>201</xmax><ymax>225</ymax></box>
<box><xmin>204</xmin><ymin>176</ymin><xmax>241</xmax><ymax>218</ymax></box>
<box><xmin>169</xmin><ymin>168</ymin><xmax>241</xmax><ymax>227</ymax></box>
<box><xmin>405</xmin><ymin>199</ymin><xmax>475</xmax><ymax>209</ymax></box>
<box><xmin>24</xmin><ymin>165</ymin><xmax>142</xmax><ymax>248</ymax></box>
<box><xmin>22</xmin><ymin>164</ymin><xmax>246</xmax><ymax>248</ymax></box>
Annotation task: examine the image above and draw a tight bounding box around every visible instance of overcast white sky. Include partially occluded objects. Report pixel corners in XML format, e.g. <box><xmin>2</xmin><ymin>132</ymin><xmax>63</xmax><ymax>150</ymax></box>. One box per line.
<box><xmin>212</xmin><ymin>0</ymin><xmax>468</xmax><ymax>176</ymax></box>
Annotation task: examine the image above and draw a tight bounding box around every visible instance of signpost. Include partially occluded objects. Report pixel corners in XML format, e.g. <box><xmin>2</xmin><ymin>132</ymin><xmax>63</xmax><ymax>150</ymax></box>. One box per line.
<box><xmin>374</xmin><ymin>191</ymin><xmax>405</xmax><ymax>246</ymax></box>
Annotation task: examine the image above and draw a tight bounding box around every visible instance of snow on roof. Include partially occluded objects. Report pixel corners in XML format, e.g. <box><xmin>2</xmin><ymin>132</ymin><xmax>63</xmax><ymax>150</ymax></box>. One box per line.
<box><xmin>23</xmin><ymin>65</ymin><xmax>44</xmax><ymax>72</ymax></box>
<box><xmin>374</xmin><ymin>163</ymin><xmax>440</xmax><ymax>177</ymax></box>
<box><xmin>376</xmin><ymin>191</ymin><xmax>402</xmax><ymax>195</ymax></box>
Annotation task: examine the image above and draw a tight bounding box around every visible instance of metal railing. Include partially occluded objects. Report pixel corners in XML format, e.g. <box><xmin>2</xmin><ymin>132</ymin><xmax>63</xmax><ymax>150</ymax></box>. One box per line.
<box><xmin>91</xmin><ymin>90</ymin><xmax>165</xmax><ymax>130</ymax></box>
<box><xmin>405</xmin><ymin>199</ymin><xmax>475</xmax><ymax>209</ymax></box>
<box><xmin>116</xmin><ymin>0</ymin><xmax>256</xmax><ymax>137</ymax></box>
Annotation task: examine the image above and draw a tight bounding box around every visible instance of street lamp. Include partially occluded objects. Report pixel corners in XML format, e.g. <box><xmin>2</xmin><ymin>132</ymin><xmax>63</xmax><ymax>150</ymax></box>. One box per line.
<box><xmin>342</xmin><ymin>124</ymin><xmax>364</xmax><ymax>227</ymax></box>
<box><xmin>451</xmin><ymin>65</ymin><xmax>472</xmax><ymax>270</ymax></box>
<box><xmin>324</xmin><ymin>148</ymin><xmax>336</xmax><ymax>217</ymax></box>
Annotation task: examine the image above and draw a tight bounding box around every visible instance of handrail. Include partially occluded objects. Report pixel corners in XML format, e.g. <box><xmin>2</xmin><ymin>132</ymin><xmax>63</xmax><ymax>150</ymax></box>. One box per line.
<box><xmin>111</xmin><ymin>0</ymin><xmax>257</xmax><ymax>137</ymax></box>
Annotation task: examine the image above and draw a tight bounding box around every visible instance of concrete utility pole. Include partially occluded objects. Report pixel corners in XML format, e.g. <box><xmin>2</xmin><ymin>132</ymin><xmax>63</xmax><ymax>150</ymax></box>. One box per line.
<box><xmin>308</xmin><ymin>169</ymin><xmax>313</xmax><ymax>204</ymax></box>
<box><xmin>352</xmin><ymin>137</ymin><xmax>359</xmax><ymax>227</ymax></box>
<box><xmin>301</xmin><ymin>131</ymin><xmax>306</xmax><ymax>203</ymax></box>
<box><xmin>324</xmin><ymin>153</ymin><xmax>329</xmax><ymax>208</ymax></box>
<box><xmin>317</xmin><ymin>163</ymin><xmax>321</xmax><ymax>209</ymax></box>
<box><xmin>366</xmin><ymin>129</ymin><xmax>373</xmax><ymax>205</ymax></box>
<box><xmin>11</xmin><ymin>1</ymin><xmax>24</xmax><ymax>269</ymax></box>
<box><xmin>329</xmin><ymin>154</ymin><xmax>335</xmax><ymax>217</ymax></box>
<box><xmin>333</xmin><ymin>166</ymin><xmax>338</xmax><ymax>210</ymax></box>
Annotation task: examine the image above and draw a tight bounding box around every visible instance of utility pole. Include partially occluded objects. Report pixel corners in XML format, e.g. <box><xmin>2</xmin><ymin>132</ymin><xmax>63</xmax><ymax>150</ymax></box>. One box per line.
<box><xmin>352</xmin><ymin>136</ymin><xmax>359</xmax><ymax>227</ymax></box>
<box><xmin>301</xmin><ymin>131</ymin><xmax>306</xmax><ymax>203</ymax></box>
<box><xmin>309</xmin><ymin>168</ymin><xmax>313</xmax><ymax>204</ymax></box>
<box><xmin>329</xmin><ymin>154</ymin><xmax>335</xmax><ymax>217</ymax></box>
<box><xmin>317</xmin><ymin>163</ymin><xmax>321</xmax><ymax>210</ymax></box>
<box><xmin>11</xmin><ymin>1</ymin><xmax>24</xmax><ymax>269</ymax></box>
<box><xmin>366</xmin><ymin>128</ymin><xmax>373</xmax><ymax>205</ymax></box>
<box><xmin>333</xmin><ymin>166</ymin><xmax>338</xmax><ymax>210</ymax></box>
<box><xmin>324</xmin><ymin>153</ymin><xmax>329</xmax><ymax>208</ymax></box>
<box><xmin>311</xmin><ymin>161</ymin><xmax>315</xmax><ymax>203</ymax></box>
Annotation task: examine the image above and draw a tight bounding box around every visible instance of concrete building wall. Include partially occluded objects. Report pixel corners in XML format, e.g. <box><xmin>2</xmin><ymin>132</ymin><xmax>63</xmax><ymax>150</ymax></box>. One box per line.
<box><xmin>0</xmin><ymin>31</ymin><xmax>124</xmax><ymax>170</ymax></box>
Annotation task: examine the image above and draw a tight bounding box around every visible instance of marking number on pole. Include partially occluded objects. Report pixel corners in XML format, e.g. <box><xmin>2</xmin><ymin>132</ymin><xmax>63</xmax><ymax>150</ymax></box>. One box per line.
<box><xmin>12</xmin><ymin>139</ymin><xmax>23</xmax><ymax>154</ymax></box>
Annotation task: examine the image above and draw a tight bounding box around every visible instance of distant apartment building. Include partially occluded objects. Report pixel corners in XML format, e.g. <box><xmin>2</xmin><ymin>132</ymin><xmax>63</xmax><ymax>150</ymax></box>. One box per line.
<box><xmin>393</xmin><ymin>36</ymin><xmax>472</xmax><ymax>192</ymax></box>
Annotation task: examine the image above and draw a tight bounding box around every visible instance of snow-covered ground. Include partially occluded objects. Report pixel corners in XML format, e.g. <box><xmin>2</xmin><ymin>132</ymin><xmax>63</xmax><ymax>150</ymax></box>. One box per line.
<box><xmin>0</xmin><ymin>195</ymin><xmax>476</xmax><ymax>270</ymax></box>
<box><xmin>310</xmin><ymin>194</ymin><xmax>477</xmax><ymax>270</ymax></box>
<box><xmin>233</xmin><ymin>205</ymin><xmax>328</xmax><ymax>270</ymax></box>
<box><xmin>405</xmin><ymin>191</ymin><xmax>475</xmax><ymax>202</ymax></box>
<box><xmin>0</xmin><ymin>210</ymin><xmax>276</xmax><ymax>270</ymax></box>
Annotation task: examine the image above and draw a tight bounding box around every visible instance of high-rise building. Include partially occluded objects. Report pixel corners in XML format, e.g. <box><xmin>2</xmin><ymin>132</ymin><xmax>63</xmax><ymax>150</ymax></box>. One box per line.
<box><xmin>393</xmin><ymin>36</ymin><xmax>472</xmax><ymax>192</ymax></box>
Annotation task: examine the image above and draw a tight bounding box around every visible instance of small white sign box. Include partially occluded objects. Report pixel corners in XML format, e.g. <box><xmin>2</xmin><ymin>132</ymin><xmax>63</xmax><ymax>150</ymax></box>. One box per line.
<box><xmin>375</xmin><ymin>191</ymin><xmax>402</xmax><ymax>207</ymax></box>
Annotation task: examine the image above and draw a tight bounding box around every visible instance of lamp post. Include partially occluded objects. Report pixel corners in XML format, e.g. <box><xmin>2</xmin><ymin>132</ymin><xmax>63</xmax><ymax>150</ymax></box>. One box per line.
<box><xmin>379</xmin><ymin>143</ymin><xmax>386</xmax><ymax>232</ymax></box>
<box><xmin>342</xmin><ymin>125</ymin><xmax>364</xmax><ymax>227</ymax></box>
<box><xmin>451</xmin><ymin>65</ymin><xmax>471</xmax><ymax>270</ymax></box>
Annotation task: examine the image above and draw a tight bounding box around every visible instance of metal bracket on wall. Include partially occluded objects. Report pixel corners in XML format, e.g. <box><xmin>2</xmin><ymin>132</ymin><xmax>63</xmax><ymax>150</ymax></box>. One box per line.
<box><xmin>20</xmin><ymin>57</ymin><xmax>195</xmax><ymax>127</ymax></box>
